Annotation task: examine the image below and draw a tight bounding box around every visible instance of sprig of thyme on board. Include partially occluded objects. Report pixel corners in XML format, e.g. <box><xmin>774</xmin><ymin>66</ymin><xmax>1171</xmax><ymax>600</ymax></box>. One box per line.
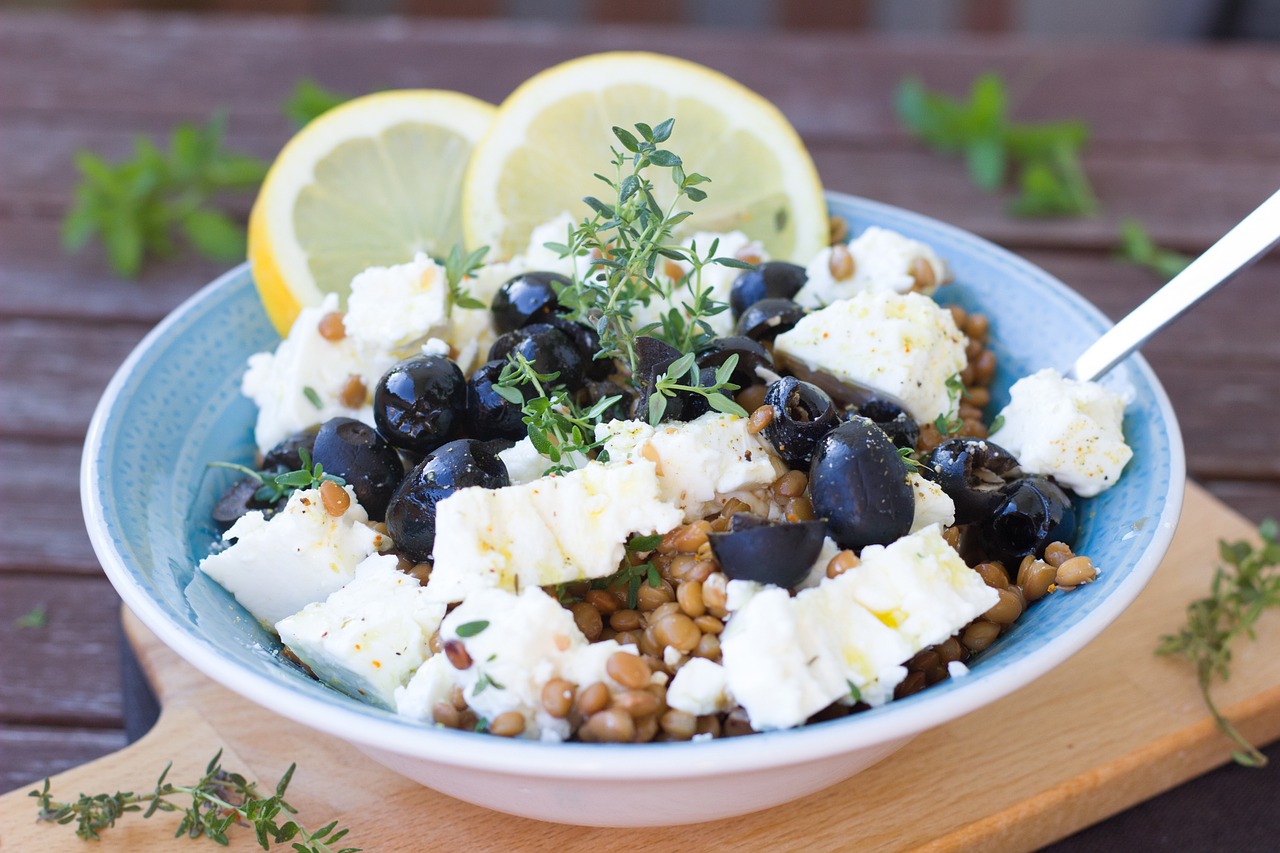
<box><xmin>30</xmin><ymin>750</ymin><xmax>360</xmax><ymax>851</ymax></box>
<box><xmin>1156</xmin><ymin>519</ymin><xmax>1280</xmax><ymax>767</ymax></box>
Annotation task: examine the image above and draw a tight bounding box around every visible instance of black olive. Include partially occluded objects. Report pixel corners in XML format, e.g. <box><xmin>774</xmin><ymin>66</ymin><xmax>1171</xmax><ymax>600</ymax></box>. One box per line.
<box><xmin>374</xmin><ymin>355</ymin><xmax>466</xmax><ymax>455</ymax></box>
<box><xmin>385</xmin><ymin>439</ymin><xmax>510</xmax><ymax>562</ymax></box>
<box><xmin>546</xmin><ymin>316</ymin><xmax>613</xmax><ymax>380</ymax></box>
<box><xmin>488</xmin><ymin>323</ymin><xmax>585</xmax><ymax>391</ymax></box>
<box><xmin>697</xmin><ymin>336</ymin><xmax>774</xmax><ymax>390</ymax></box>
<box><xmin>925</xmin><ymin>437</ymin><xmax>1022</xmax><ymax>525</ymax></box>
<box><xmin>311</xmin><ymin>417</ymin><xmax>405</xmax><ymax>522</ymax></box>
<box><xmin>631</xmin><ymin>336</ymin><xmax>691</xmax><ymax>423</ymax></box>
<box><xmin>490</xmin><ymin>271</ymin><xmax>569</xmax><ymax>334</ymax></box>
<box><xmin>465</xmin><ymin>360</ymin><xmax>527</xmax><ymax>441</ymax></box>
<box><xmin>261</xmin><ymin>426</ymin><xmax>319</xmax><ymax>472</ymax></box>
<box><xmin>761</xmin><ymin>377</ymin><xmax>840</xmax><ymax>469</ymax></box>
<box><xmin>975</xmin><ymin>476</ymin><xmax>1076</xmax><ymax>565</ymax></box>
<box><xmin>578</xmin><ymin>378</ymin><xmax>633</xmax><ymax>423</ymax></box>
<box><xmin>735</xmin><ymin>298</ymin><xmax>807</xmax><ymax>341</ymax></box>
<box><xmin>212</xmin><ymin>476</ymin><xmax>274</xmax><ymax>525</ymax></box>
<box><xmin>856</xmin><ymin>398</ymin><xmax>920</xmax><ymax>451</ymax></box>
<box><xmin>809</xmin><ymin>418</ymin><xmax>914</xmax><ymax>551</ymax></box>
<box><xmin>708</xmin><ymin>514</ymin><xmax>828</xmax><ymax>588</ymax></box>
<box><xmin>729</xmin><ymin>262</ymin><xmax>808</xmax><ymax>319</ymax></box>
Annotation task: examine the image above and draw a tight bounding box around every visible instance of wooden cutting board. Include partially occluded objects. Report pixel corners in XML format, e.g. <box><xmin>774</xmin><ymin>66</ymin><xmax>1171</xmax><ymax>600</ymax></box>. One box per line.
<box><xmin>3</xmin><ymin>482</ymin><xmax>1279</xmax><ymax>851</ymax></box>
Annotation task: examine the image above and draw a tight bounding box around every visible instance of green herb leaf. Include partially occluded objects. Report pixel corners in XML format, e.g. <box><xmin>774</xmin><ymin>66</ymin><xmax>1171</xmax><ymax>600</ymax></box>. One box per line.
<box><xmin>283</xmin><ymin>78</ymin><xmax>352</xmax><ymax>128</ymax></box>
<box><xmin>626</xmin><ymin>533</ymin><xmax>663</xmax><ymax>552</ymax></box>
<box><xmin>1116</xmin><ymin>219</ymin><xmax>1192</xmax><ymax>281</ymax></box>
<box><xmin>14</xmin><ymin>605</ymin><xmax>47</xmax><ymax>629</ymax></box>
<box><xmin>455</xmin><ymin>620</ymin><xmax>490</xmax><ymax>638</ymax></box>
<box><xmin>302</xmin><ymin>386</ymin><xmax>323</xmax><ymax>409</ymax></box>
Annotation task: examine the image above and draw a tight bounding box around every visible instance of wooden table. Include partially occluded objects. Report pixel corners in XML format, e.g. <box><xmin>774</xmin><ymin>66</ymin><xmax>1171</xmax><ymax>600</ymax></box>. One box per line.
<box><xmin>2</xmin><ymin>11</ymin><xmax>1278</xmax><ymax>847</ymax></box>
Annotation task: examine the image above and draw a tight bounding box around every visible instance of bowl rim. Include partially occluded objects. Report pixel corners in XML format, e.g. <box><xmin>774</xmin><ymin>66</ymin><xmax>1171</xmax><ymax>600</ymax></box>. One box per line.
<box><xmin>83</xmin><ymin>190</ymin><xmax>1186</xmax><ymax>780</ymax></box>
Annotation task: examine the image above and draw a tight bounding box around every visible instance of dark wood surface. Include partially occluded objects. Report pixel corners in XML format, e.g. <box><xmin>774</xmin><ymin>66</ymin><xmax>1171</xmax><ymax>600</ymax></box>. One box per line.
<box><xmin>2</xmin><ymin>9</ymin><xmax>1278</xmax><ymax>837</ymax></box>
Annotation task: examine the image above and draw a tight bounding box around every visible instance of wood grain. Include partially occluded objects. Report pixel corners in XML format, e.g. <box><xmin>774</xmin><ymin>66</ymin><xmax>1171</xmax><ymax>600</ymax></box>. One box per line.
<box><xmin>1</xmin><ymin>485</ymin><xmax>1276</xmax><ymax>851</ymax></box>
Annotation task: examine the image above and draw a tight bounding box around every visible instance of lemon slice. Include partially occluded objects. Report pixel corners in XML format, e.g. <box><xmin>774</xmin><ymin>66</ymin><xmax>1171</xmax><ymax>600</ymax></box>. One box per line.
<box><xmin>249</xmin><ymin>90</ymin><xmax>495</xmax><ymax>334</ymax></box>
<box><xmin>462</xmin><ymin>52</ymin><xmax>826</xmax><ymax>264</ymax></box>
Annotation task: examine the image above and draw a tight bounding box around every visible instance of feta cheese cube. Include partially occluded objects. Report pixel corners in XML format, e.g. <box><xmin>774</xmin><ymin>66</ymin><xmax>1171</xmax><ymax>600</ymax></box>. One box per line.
<box><xmin>241</xmin><ymin>294</ymin><xmax>398</xmax><ymax>453</ymax></box>
<box><xmin>198</xmin><ymin>486</ymin><xmax>386</xmax><ymax>627</ymax></box>
<box><xmin>394</xmin><ymin>653</ymin><xmax>457</xmax><ymax>724</ymax></box>
<box><xmin>497</xmin><ymin>436</ymin><xmax>588</xmax><ymax>486</ymax></box>
<box><xmin>666</xmin><ymin>658</ymin><xmax>732</xmax><ymax>716</ymax></box>
<box><xmin>773</xmin><ymin>290</ymin><xmax>967</xmax><ymax>425</ymax></box>
<box><xmin>276</xmin><ymin>554</ymin><xmax>445</xmax><ymax>708</ymax></box>
<box><xmin>343</xmin><ymin>253</ymin><xmax>449</xmax><ymax>350</ymax></box>
<box><xmin>988</xmin><ymin>368</ymin><xmax>1133</xmax><ymax>497</ymax></box>
<box><xmin>598</xmin><ymin>413</ymin><xmax>785</xmax><ymax>522</ymax></box>
<box><xmin>908</xmin><ymin>472</ymin><xmax>956</xmax><ymax>533</ymax></box>
<box><xmin>796</xmin><ymin>226</ymin><xmax>948</xmax><ymax>308</ymax></box>
<box><xmin>425</xmin><ymin>460</ymin><xmax>682</xmax><ymax>602</ymax></box>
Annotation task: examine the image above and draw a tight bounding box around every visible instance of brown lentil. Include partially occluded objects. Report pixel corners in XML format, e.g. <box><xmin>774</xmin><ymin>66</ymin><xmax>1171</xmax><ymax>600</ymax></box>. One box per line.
<box><xmin>983</xmin><ymin>588</ymin><xmax>1024</xmax><ymax>625</ymax></box>
<box><xmin>570</xmin><ymin>601</ymin><xmax>603</xmax><ymax>641</ymax></box>
<box><xmin>1043</xmin><ymin>541</ymin><xmax>1074</xmax><ymax>568</ymax></box>
<box><xmin>967</xmin><ymin>386</ymin><xmax>991</xmax><ymax>408</ymax></box>
<box><xmin>583</xmin><ymin>708</ymin><xmax>635</xmax><ymax>743</ymax></box>
<box><xmin>702</xmin><ymin>573</ymin><xmax>729</xmax><ymax>616</ymax></box>
<box><xmin>317</xmin><ymin>311</ymin><xmax>346</xmax><ymax>341</ymax></box>
<box><xmin>973</xmin><ymin>561</ymin><xmax>1009</xmax><ymax>590</ymax></box>
<box><xmin>576</xmin><ymin>681</ymin><xmax>611</xmax><ymax>716</ymax></box>
<box><xmin>1056</xmin><ymin>556</ymin><xmax>1097</xmax><ymax>587</ymax></box>
<box><xmin>948</xmin><ymin>304</ymin><xmax>968</xmax><ymax>329</ymax></box>
<box><xmin>319</xmin><ymin>479</ymin><xmax>350</xmax><ymax>517</ymax></box>
<box><xmin>443</xmin><ymin>639</ymin><xmax>472</xmax><ymax>670</ymax></box>
<box><xmin>677</xmin><ymin>580</ymin><xmax>706</xmax><ymax>617</ymax></box>
<box><xmin>541</xmin><ymin>678</ymin><xmax>576</xmax><ymax>718</ymax></box>
<box><xmin>636</xmin><ymin>579</ymin><xmax>675</xmax><ymax>612</ymax></box>
<box><xmin>736</xmin><ymin>383</ymin><xmax>768</xmax><ymax>414</ymax></box>
<box><xmin>450</xmin><ymin>686</ymin><xmax>468</xmax><ymax>711</ymax></box>
<box><xmin>964</xmin><ymin>313</ymin><xmax>989</xmax><ymax>340</ymax></box>
<box><xmin>614</xmin><ymin>630</ymin><xmax>641</xmax><ymax>648</ymax></box>
<box><xmin>693</xmin><ymin>615</ymin><xmax>725</xmax><ymax>635</ymax></box>
<box><xmin>607</xmin><ymin>651</ymin><xmax>652</xmax><ymax>689</ymax></box>
<box><xmin>338</xmin><ymin>374</ymin><xmax>367</xmax><ymax>409</ymax></box>
<box><xmin>721</xmin><ymin>497</ymin><xmax>753</xmax><ymax>517</ymax></box>
<box><xmin>828</xmin><ymin>215</ymin><xmax>850</xmax><ymax>245</ymax></box>
<box><xmin>826</xmin><ymin>549</ymin><xmax>860</xmax><ymax>579</ymax></box>
<box><xmin>649</xmin><ymin>601</ymin><xmax>682</xmax><ymax>623</ymax></box>
<box><xmin>972</xmin><ymin>350</ymin><xmax>997</xmax><ymax>386</ymax></box>
<box><xmin>672</xmin><ymin>520</ymin><xmax>712</xmax><ymax>552</ymax></box>
<box><xmin>490</xmin><ymin>711</ymin><xmax>526</xmax><ymax>738</ymax></box>
<box><xmin>895</xmin><ymin>671</ymin><xmax>927</xmax><ymax>699</ymax></box>
<box><xmin>432</xmin><ymin>701</ymin><xmax>460</xmax><ymax>728</ymax></box>
<box><xmin>746</xmin><ymin>406</ymin><xmax>776</xmax><ymax>437</ymax></box>
<box><xmin>695</xmin><ymin>716</ymin><xmax>723</xmax><ymax>738</ymax></box>
<box><xmin>685</xmin><ymin>559</ymin><xmax>718</xmax><ymax>584</ymax></box>
<box><xmin>614</xmin><ymin>689</ymin><xmax>661</xmax><ymax>718</ymax></box>
<box><xmin>652</xmin><ymin>612</ymin><xmax>701</xmax><ymax>653</ymax></box>
<box><xmin>1018</xmin><ymin>557</ymin><xmax>1058</xmax><ymax>602</ymax></box>
<box><xmin>785</xmin><ymin>495</ymin><xmax>815</xmax><ymax>522</ymax></box>
<box><xmin>406</xmin><ymin>563</ymin><xmax>432</xmax><ymax>585</ymax></box>
<box><xmin>427</xmin><ymin>630</ymin><xmax>443</xmax><ymax>655</ymax></box>
<box><xmin>723</xmin><ymin>707</ymin><xmax>755</xmax><ymax>738</ymax></box>
<box><xmin>693</xmin><ymin>632</ymin><xmax>721</xmax><ymax>661</ymax></box>
<box><xmin>937</xmin><ymin>636</ymin><xmax>965</xmax><ymax>664</ymax></box>
<box><xmin>638</xmin><ymin>627</ymin><xmax>662</xmax><ymax>658</ymax></box>
<box><xmin>909</xmin><ymin>257</ymin><xmax>936</xmax><ymax>291</ymax></box>
<box><xmin>660</xmin><ymin>709</ymin><xmax>698</xmax><ymax>740</ymax></box>
<box><xmin>584</xmin><ymin>589</ymin><xmax>619</xmax><ymax>614</ymax></box>
<box><xmin>828</xmin><ymin>243</ymin><xmax>855</xmax><ymax>280</ymax></box>
<box><xmin>941</xmin><ymin>526</ymin><xmax>962</xmax><ymax>550</ymax></box>
<box><xmin>772</xmin><ymin>469</ymin><xmax>809</xmax><ymax>498</ymax></box>
<box><xmin>961</xmin><ymin>620</ymin><xmax>1002</xmax><ymax>653</ymax></box>
<box><xmin>609</xmin><ymin>608</ymin><xmax>644</xmax><ymax>632</ymax></box>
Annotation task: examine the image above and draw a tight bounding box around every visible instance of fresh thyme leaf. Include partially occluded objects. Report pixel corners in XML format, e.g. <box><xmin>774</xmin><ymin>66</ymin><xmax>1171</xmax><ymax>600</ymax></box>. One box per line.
<box><xmin>934</xmin><ymin>412</ymin><xmax>963</xmax><ymax>437</ymax></box>
<box><xmin>647</xmin><ymin>353</ymin><xmax>748</xmax><ymax>426</ymax></box>
<box><xmin>496</xmin><ymin>353</ymin><xmax>610</xmax><ymax>476</ymax></box>
<box><xmin>1156</xmin><ymin>519</ymin><xmax>1280</xmax><ymax>767</ymax></box>
<box><xmin>283</xmin><ymin>78</ymin><xmax>352</xmax><ymax>128</ymax></box>
<box><xmin>30</xmin><ymin>750</ymin><xmax>360</xmax><ymax>851</ymax></box>
<box><xmin>626</xmin><ymin>533</ymin><xmax>663</xmax><ymax>552</ymax></box>
<box><xmin>846</xmin><ymin>680</ymin><xmax>862</xmax><ymax>704</ymax></box>
<box><xmin>302</xmin><ymin>385</ymin><xmax>323</xmax><ymax>410</ymax></box>
<box><xmin>14</xmin><ymin>604</ymin><xmax>47</xmax><ymax>629</ymax></box>
<box><xmin>1116</xmin><ymin>219</ymin><xmax>1192</xmax><ymax>281</ymax></box>
<box><xmin>989</xmin><ymin>413</ymin><xmax>1006</xmax><ymax>434</ymax></box>
<box><xmin>455</xmin><ymin>620</ymin><xmax>490</xmax><ymax>638</ymax></box>
<box><xmin>443</xmin><ymin>243</ymin><xmax>490</xmax><ymax>310</ymax></box>
<box><xmin>897</xmin><ymin>446</ymin><xmax>922</xmax><ymax>473</ymax></box>
<box><xmin>209</xmin><ymin>448</ymin><xmax>345</xmax><ymax>506</ymax></box>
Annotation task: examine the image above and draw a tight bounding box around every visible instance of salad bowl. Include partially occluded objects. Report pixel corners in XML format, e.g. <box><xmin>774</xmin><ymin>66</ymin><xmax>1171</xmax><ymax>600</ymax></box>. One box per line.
<box><xmin>82</xmin><ymin>191</ymin><xmax>1185</xmax><ymax>826</ymax></box>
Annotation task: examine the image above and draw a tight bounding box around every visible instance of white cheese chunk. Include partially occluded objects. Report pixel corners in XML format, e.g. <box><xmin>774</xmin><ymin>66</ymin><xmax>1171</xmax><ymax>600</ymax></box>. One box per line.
<box><xmin>198</xmin><ymin>487</ymin><xmax>386</xmax><ymax>627</ymax></box>
<box><xmin>425</xmin><ymin>460</ymin><xmax>682</xmax><ymax>602</ymax></box>
<box><xmin>394</xmin><ymin>652</ymin><xmax>457</xmax><ymax>724</ymax></box>
<box><xmin>344</xmin><ymin>253</ymin><xmax>449</xmax><ymax>350</ymax></box>
<box><xmin>988</xmin><ymin>368</ymin><xmax>1133</xmax><ymax>497</ymax></box>
<box><xmin>908</xmin><ymin>472</ymin><xmax>956</xmax><ymax>533</ymax></box>
<box><xmin>796</xmin><ymin>226</ymin><xmax>948</xmax><ymax>308</ymax></box>
<box><xmin>276</xmin><ymin>554</ymin><xmax>445</xmax><ymax>709</ymax></box>
<box><xmin>597</xmin><ymin>413</ymin><xmax>785</xmax><ymax>522</ymax></box>
<box><xmin>666</xmin><ymin>658</ymin><xmax>732</xmax><ymax>716</ymax></box>
<box><xmin>795</xmin><ymin>536</ymin><xmax>843</xmax><ymax>591</ymax></box>
<box><xmin>773</xmin><ymin>290</ymin><xmax>967</xmax><ymax>425</ymax></box>
<box><xmin>240</xmin><ymin>294</ymin><xmax>397</xmax><ymax>453</ymax></box>
<box><xmin>497</xmin><ymin>436</ymin><xmax>589</xmax><ymax>486</ymax></box>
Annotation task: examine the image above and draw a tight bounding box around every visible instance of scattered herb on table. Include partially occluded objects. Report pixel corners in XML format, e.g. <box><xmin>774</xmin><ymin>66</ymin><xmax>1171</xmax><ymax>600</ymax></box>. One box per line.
<box><xmin>13</xmin><ymin>604</ymin><xmax>47</xmax><ymax>629</ymax></box>
<box><xmin>1156</xmin><ymin>519</ymin><xmax>1280</xmax><ymax>767</ymax></box>
<box><xmin>896</xmin><ymin>72</ymin><xmax>1097</xmax><ymax>217</ymax></box>
<box><xmin>283</xmin><ymin>78</ymin><xmax>353</xmax><ymax>128</ymax></box>
<box><xmin>30</xmin><ymin>749</ymin><xmax>360</xmax><ymax>851</ymax></box>
<box><xmin>1116</xmin><ymin>218</ymin><xmax>1193</xmax><ymax>281</ymax></box>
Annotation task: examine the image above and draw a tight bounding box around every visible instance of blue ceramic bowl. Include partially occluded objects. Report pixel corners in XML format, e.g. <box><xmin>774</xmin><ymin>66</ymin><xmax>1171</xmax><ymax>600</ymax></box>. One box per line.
<box><xmin>83</xmin><ymin>192</ymin><xmax>1185</xmax><ymax>825</ymax></box>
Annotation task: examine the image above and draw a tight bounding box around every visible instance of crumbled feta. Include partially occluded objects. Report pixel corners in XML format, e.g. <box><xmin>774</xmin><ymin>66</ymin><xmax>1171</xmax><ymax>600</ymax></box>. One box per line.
<box><xmin>240</xmin><ymin>294</ymin><xmax>398</xmax><ymax>453</ymax></box>
<box><xmin>420</xmin><ymin>337</ymin><xmax>452</xmax><ymax>358</ymax></box>
<box><xmin>908</xmin><ymin>472</ymin><xmax>956</xmax><ymax>533</ymax></box>
<box><xmin>630</xmin><ymin>231</ymin><xmax>766</xmax><ymax>338</ymax></box>
<box><xmin>198</xmin><ymin>486</ymin><xmax>386</xmax><ymax>627</ymax></box>
<box><xmin>796</xmin><ymin>227</ymin><xmax>948</xmax><ymax>308</ymax></box>
<box><xmin>773</xmin><ymin>290</ymin><xmax>967</xmax><ymax>424</ymax></box>
<box><xmin>947</xmin><ymin>661</ymin><xmax>970</xmax><ymax>678</ymax></box>
<box><xmin>276</xmin><ymin>554</ymin><xmax>445</xmax><ymax>708</ymax></box>
<box><xmin>720</xmin><ymin>525</ymin><xmax>996</xmax><ymax>730</ymax></box>
<box><xmin>343</xmin><ymin>253</ymin><xmax>449</xmax><ymax>350</ymax></box>
<box><xmin>393</xmin><ymin>652</ymin><xmax>457</xmax><ymax>724</ymax></box>
<box><xmin>597</xmin><ymin>412</ymin><xmax>785</xmax><ymax>522</ymax></box>
<box><xmin>666</xmin><ymin>658</ymin><xmax>732</xmax><ymax>716</ymax></box>
<box><xmin>425</xmin><ymin>460</ymin><xmax>682</xmax><ymax>602</ymax></box>
<box><xmin>497</xmin><ymin>436</ymin><xmax>588</xmax><ymax>486</ymax></box>
<box><xmin>988</xmin><ymin>368</ymin><xmax>1133</xmax><ymax>497</ymax></box>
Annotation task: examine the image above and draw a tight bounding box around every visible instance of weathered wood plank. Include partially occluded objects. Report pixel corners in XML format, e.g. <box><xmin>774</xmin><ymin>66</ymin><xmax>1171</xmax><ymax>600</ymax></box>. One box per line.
<box><xmin>0</xmin><ymin>726</ymin><xmax>128</xmax><ymax>795</ymax></box>
<box><xmin>0</xmin><ymin>575</ymin><xmax>124</xmax><ymax>726</ymax></box>
<box><xmin>1202</xmin><ymin>481</ymin><xmax>1280</xmax><ymax>526</ymax></box>
<box><xmin>0</xmin><ymin>440</ymin><xmax>101</xmax><ymax>575</ymax></box>
<box><xmin>3</xmin><ymin>13</ymin><xmax>1279</xmax><ymax>153</ymax></box>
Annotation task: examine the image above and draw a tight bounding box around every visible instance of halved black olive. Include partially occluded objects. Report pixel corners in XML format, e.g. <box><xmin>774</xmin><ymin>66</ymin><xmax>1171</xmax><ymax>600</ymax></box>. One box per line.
<box><xmin>261</xmin><ymin>426</ymin><xmax>319</xmax><ymax>472</ymax></box>
<box><xmin>925</xmin><ymin>437</ymin><xmax>1022</xmax><ymax>525</ymax></box>
<box><xmin>809</xmin><ymin>418</ymin><xmax>914</xmax><ymax>551</ymax></box>
<box><xmin>761</xmin><ymin>377</ymin><xmax>840</xmax><ymax>469</ymax></box>
<box><xmin>212</xmin><ymin>476</ymin><xmax>273</xmax><ymax>525</ymax></box>
<box><xmin>729</xmin><ymin>262</ymin><xmax>808</xmax><ymax>319</ymax></box>
<box><xmin>856</xmin><ymin>398</ymin><xmax>919</xmax><ymax>451</ymax></box>
<box><xmin>311</xmin><ymin>417</ymin><xmax>405</xmax><ymax>522</ymax></box>
<box><xmin>385</xmin><ymin>439</ymin><xmax>510</xmax><ymax>562</ymax></box>
<box><xmin>734</xmin><ymin>298</ymin><xmax>807</xmax><ymax>341</ymax></box>
<box><xmin>708</xmin><ymin>514</ymin><xmax>827</xmax><ymax>588</ymax></box>
<box><xmin>488</xmin><ymin>323</ymin><xmax>586</xmax><ymax>391</ymax></box>
<box><xmin>697</xmin><ymin>336</ymin><xmax>774</xmax><ymax>390</ymax></box>
<box><xmin>547</xmin><ymin>316</ymin><xmax>613</xmax><ymax>380</ymax></box>
<box><xmin>465</xmin><ymin>360</ymin><xmax>527</xmax><ymax>441</ymax></box>
<box><xmin>374</xmin><ymin>354</ymin><xmax>466</xmax><ymax>455</ymax></box>
<box><xmin>578</xmin><ymin>378</ymin><xmax>633</xmax><ymax>423</ymax></box>
<box><xmin>490</xmin><ymin>271</ymin><xmax>569</xmax><ymax>334</ymax></box>
<box><xmin>976</xmin><ymin>476</ymin><xmax>1077</xmax><ymax>565</ymax></box>
<box><xmin>631</xmin><ymin>336</ymin><xmax>695</xmax><ymax>423</ymax></box>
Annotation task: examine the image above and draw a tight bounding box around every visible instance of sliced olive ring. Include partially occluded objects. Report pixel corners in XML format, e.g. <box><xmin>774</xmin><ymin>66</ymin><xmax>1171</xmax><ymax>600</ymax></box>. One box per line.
<box><xmin>761</xmin><ymin>377</ymin><xmax>840</xmax><ymax>469</ymax></box>
<box><xmin>708</xmin><ymin>514</ymin><xmax>828</xmax><ymax>588</ymax></box>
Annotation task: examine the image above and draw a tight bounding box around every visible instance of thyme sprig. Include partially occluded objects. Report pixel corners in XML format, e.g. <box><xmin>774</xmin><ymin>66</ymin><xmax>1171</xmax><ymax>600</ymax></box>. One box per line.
<box><xmin>494</xmin><ymin>353</ymin><xmax>621</xmax><ymax>476</ymax></box>
<box><xmin>1157</xmin><ymin>519</ymin><xmax>1280</xmax><ymax>767</ymax></box>
<box><xmin>443</xmin><ymin>243</ymin><xmax>489</xmax><ymax>310</ymax></box>
<box><xmin>209</xmin><ymin>448</ymin><xmax>346</xmax><ymax>505</ymax></box>
<box><xmin>647</xmin><ymin>351</ymin><xmax>747</xmax><ymax>426</ymax></box>
<box><xmin>30</xmin><ymin>750</ymin><xmax>359</xmax><ymax>851</ymax></box>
